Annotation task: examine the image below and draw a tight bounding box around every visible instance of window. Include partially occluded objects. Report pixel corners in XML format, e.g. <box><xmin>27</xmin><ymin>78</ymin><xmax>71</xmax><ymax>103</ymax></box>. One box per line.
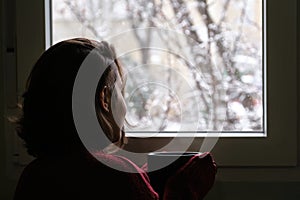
<box><xmin>49</xmin><ymin>0</ymin><xmax>296</xmax><ymax>167</ymax></box>
<box><xmin>51</xmin><ymin>0</ymin><xmax>265</xmax><ymax>137</ymax></box>
<box><xmin>2</xmin><ymin>0</ymin><xmax>296</xmax><ymax>176</ymax></box>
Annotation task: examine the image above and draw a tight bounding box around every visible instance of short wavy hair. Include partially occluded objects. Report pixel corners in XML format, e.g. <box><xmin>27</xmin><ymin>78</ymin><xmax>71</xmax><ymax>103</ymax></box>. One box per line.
<box><xmin>15</xmin><ymin>38</ymin><xmax>126</xmax><ymax>157</ymax></box>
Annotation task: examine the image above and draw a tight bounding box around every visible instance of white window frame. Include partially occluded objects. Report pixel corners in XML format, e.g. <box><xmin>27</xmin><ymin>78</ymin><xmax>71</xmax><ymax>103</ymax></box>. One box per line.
<box><xmin>51</xmin><ymin>0</ymin><xmax>267</xmax><ymax>138</ymax></box>
<box><xmin>2</xmin><ymin>0</ymin><xmax>297</xmax><ymax>180</ymax></box>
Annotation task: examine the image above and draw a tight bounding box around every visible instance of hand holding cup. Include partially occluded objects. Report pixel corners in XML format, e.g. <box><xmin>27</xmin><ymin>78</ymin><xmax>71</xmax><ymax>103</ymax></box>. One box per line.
<box><xmin>163</xmin><ymin>152</ymin><xmax>217</xmax><ymax>200</ymax></box>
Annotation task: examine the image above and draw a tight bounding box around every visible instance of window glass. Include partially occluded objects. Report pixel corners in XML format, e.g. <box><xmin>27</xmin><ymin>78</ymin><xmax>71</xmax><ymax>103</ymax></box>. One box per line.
<box><xmin>52</xmin><ymin>0</ymin><xmax>265</xmax><ymax>135</ymax></box>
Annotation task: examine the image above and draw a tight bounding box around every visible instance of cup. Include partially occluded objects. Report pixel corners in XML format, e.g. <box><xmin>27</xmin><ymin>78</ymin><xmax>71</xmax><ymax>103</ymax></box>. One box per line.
<box><xmin>147</xmin><ymin>151</ymin><xmax>202</xmax><ymax>198</ymax></box>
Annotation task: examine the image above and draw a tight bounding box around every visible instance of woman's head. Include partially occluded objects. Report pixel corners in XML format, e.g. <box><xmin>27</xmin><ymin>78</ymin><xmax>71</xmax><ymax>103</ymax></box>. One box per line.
<box><xmin>16</xmin><ymin>38</ymin><xmax>127</xmax><ymax>157</ymax></box>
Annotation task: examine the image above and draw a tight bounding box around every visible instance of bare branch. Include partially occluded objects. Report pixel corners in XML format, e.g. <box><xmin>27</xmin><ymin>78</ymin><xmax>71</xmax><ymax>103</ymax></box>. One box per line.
<box><xmin>64</xmin><ymin>0</ymin><xmax>102</xmax><ymax>39</ymax></box>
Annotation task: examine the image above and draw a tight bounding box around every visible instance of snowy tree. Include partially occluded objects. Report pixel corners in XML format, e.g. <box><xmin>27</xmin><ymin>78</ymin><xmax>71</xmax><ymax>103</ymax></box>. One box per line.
<box><xmin>54</xmin><ymin>0</ymin><xmax>263</xmax><ymax>133</ymax></box>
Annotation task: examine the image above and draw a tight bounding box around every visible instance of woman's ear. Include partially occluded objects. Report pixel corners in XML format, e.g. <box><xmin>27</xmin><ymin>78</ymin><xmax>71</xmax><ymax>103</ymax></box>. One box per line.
<box><xmin>100</xmin><ymin>86</ymin><xmax>110</xmax><ymax>112</ymax></box>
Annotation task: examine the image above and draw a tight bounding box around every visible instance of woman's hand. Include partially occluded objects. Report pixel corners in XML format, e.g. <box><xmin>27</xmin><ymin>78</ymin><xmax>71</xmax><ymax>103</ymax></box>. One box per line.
<box><xmin>163</xmin><ymin>152</ymin><xmax>217</xmax><ymax>200</ymax></box>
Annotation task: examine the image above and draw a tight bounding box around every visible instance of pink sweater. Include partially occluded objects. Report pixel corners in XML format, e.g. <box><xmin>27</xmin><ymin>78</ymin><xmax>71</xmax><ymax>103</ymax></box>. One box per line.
<box><xmin>14</xmin><ymin>152</ymin><xmax>159</xmax><ymax>200</ymax></box>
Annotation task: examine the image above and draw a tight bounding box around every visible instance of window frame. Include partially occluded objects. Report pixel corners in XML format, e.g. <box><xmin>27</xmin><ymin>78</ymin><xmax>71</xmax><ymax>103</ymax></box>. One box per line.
<box><xmin>51</xmin><ymin>0</ymin><xmax>267</xmax><ymax>137</ymax></box>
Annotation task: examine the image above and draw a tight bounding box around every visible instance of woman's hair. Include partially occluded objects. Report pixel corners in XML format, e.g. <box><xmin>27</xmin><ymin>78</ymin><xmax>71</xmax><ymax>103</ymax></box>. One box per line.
<box><xmin>14</xmin><ymin>38</ymin><xmax>126</xmax><ymax>157</ymax></box>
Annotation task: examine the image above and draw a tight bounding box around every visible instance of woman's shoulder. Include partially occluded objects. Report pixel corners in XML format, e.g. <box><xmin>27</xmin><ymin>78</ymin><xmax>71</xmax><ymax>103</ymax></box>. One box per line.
<box><xmin>92</xmin><ymin>152</ymin><xmax>159</xmax><ymax>199</ymax></box>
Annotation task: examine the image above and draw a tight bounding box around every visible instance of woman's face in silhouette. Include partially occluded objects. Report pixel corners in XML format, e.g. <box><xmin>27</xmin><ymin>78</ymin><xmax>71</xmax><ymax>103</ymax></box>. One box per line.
<box><xmin>110</xmin><ymin>72</ymin><xmax>127</xmax><ymax>131</ymax></box>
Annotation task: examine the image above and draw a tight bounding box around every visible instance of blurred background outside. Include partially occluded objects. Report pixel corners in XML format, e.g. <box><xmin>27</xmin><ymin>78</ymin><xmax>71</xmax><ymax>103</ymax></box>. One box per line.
<box><xmin>52</xmin><ymin>0</ymin><xmax>264</xmax><ymax>134</ymax></box>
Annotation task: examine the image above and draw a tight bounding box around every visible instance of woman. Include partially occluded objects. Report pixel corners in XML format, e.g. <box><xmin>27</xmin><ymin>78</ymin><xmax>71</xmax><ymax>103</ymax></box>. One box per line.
<box><xmin>13</xmin><ymin>38</ymin><xmax>217</xmax><ymax>200</ymax></box>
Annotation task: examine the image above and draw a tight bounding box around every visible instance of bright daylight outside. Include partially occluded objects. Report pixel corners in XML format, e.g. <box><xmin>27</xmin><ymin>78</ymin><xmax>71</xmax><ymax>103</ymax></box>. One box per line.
<box><xmin>51</xmin><ymin>0</ymin><xmax>264</xmax><ymax>135</ymax></box>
